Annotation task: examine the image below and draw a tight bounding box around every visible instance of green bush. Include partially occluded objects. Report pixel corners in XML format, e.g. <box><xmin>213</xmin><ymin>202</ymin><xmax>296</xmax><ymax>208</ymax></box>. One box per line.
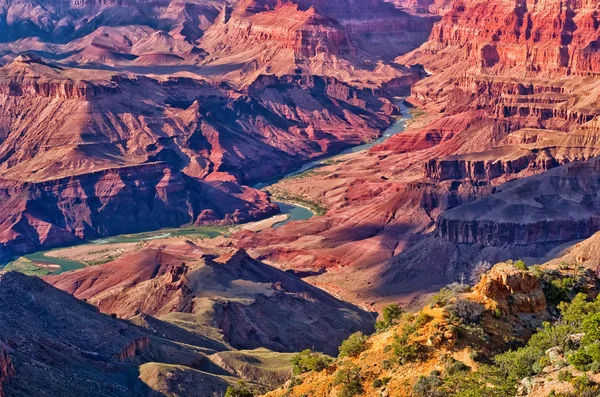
<box><xmin>372</xmin><ymin>378</ymin><xmax>383</xmax><ymax>388</ymax></box>
<box><xmin>414</xmin><ymin>312</ymin><xmax>433</xmax><ymax>329</ymax></box>
<box><xmin>431</xmin><ymin>287</ymin><xmax>455</xmax><ymax>307</ymax></box>
<box><xmin>571</xmin><ymin>375</ymin><xmax>600</xmax><ymax>395</ymax></box>
<box><xmin>224</xmin><ymin>381</ymin><xmax>254</xmax><ymax>397</ymax></box>
<box><xmin>514</xmin><ymin>260</ymin><xmax>528</xmax><ymax>271</ymax></box>
<box><xmin>583</xmin><ymin>313</ymin><xmax>600</xmax><ymax>343</ymax></box>
<box><xmin>392</xmin><ymin>333</ymin><xmax>426</xmax><ymax>364</ymax></box>
<box><xmin>338</xmin><ymin>332</ymin><xmax>368</xmax><ymax>358</ymax></box>
<box><xmin>375</xmin><ymin>303</ymin><xmax>403</xmax><ymax>330</ymax></box>
<box><xmin>558</xmin><ymin>370</ymin><xmax>573</xmax><ymax>382</ymax></box>
<box><xmin>445</xmin><ymin>359</ymin><xmax>470</xmax><ymax>375</ymax></box>
<box><xmin>333</xmin><ymin>363</ymin><xmax>363</xmax><ymax>397</ymax></box>
<box><xmin>291</xmin><ymin>349</ymin><xmax>333</xmax><ymax>374</ymax></box>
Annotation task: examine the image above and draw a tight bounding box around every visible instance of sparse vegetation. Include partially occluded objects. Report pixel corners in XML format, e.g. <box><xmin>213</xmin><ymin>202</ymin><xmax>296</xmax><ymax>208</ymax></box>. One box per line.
<box><xmin>274</xmin><ymin>262</ymin><xmax>600</xmax><ymax>397</ymax></box>
<box><xmin>270</xmin><ymin>190</ymin><xmax>327</xmax><ymax>216</ymax></box>
<box><xmin>445</xmin><ymin>298</ymin><xmax>485</xmax><ymax>325</ymax></box>
<box><xmin>291</xmin><ymin>349</ymin><xmax>333</xmax><ymax>374</ymax></box>
<box><xmin>375</xmin><ymin>303</ymin><xmax>404</xmax><ymax>330</ymax></box>
<box><xmin>333</xmin><ymin>363</ymin><xmax>363</xmax><ymax>397</ymax></box>
<box><xmin>513</xmin><ymin>260</ymin><xmax>528</xmax><ymax>271</ymax></box>
<box><xmin>224</xmin><ymin>381</ymin><xmax>254</xmax><ymax>397</ymax></box>
<box><xmin>470</xmin><ymin>260</ymin><xmax>493</xmax><ymax>284</ymax></box>
<box><xmin>338</xmin><ymin>332</ymin><xmax>368</xmax><ymax>358</ymax></box>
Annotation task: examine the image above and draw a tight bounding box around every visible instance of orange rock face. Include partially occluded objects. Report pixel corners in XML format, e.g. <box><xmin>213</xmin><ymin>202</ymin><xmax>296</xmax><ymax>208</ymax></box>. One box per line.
<box><xmin>404</xmin><ymin>0</ymin><xmax>600</xmax><ymax>76</ymax></box>
<box><xmin>473</xmin><ymin>262</ymin><xmax>547</xmax><ymax>314</ymax></box>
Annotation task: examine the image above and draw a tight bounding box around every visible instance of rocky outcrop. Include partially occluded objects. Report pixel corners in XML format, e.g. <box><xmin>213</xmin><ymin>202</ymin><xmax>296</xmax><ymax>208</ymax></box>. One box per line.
<box><xmin>473</xmin><ymin>262</ymin><xmax>547</xmax><ymax>314</ymax></box>
<box><xmin>46</xmin><ymin>245</ymin><xmax>375</xmax><ymax>355</ymax></box>
<box><xmin>406</xmin><ymin>0</ymin><xmax>600</xmax><ymax>76</ymax></box>
<box><xmin>0</xmin><ymin>345</ymin><xmax>14</xmax><ymax>397</ymax></box>
<box><xmin>437</xmin><ymin>159</ymin><xmax>600</xmax><ymax>247</ymax></box>
<box><xmin>115</xmin><ymin>337</ymin><xmax>150</xmax><ymax>361</ymax></box>
<box><xmin>424</xmin><ymin>150</ymin><xmax>536</xmax><ymax>181</ymax></box>
<box><xmin>198</xmin><ymin>0</ymin><xmax>433</xmax><ymax>86</ymax></box>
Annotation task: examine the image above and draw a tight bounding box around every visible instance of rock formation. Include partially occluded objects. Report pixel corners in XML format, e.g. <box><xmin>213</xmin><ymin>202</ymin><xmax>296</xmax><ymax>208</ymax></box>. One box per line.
<box><xmin>46</xmin><ymin>242</ymin><xmax>375</xmax><ymax>355</ymax></box>
<box><xmin>0</xmin><ymin>55</ymin><xmax>400</xmax><ymax>259</ymax></box>
<box><xmin>472</xmin><ymin>262</ymin><xmax>547</xmax><ymax>314</ymax></box>
<box><xmin>0</xmin><ymin>271</ymin><xmax>152</xmax><ymax>396</ymax></box>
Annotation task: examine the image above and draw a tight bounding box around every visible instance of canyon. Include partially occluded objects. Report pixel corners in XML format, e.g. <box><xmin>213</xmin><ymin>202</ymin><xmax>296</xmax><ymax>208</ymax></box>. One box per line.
<box><xmin>0</xmin><ymin>52</ymin><xmax>400</xmax><ymax>260</ymax></box>
<box><xmin>2</xmin><ymin>0</ymin><xmax>600</xmax><ymax>395</ymax></box>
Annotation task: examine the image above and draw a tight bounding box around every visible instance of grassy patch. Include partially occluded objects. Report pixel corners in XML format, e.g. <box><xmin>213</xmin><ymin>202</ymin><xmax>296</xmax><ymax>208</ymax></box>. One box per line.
<box><xmin>270</xmin><ymin>191</ymin><xmax>327</xmax><ymax>216</ymax></box>
<box><xmin>2</xmin><ymin>257</ymin><xmax>53</xmax><ymax>276</ymax></box>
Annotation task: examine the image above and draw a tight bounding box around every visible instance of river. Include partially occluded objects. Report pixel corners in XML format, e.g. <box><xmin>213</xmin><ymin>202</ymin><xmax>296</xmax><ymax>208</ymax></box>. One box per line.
<box><xmin>19</xmin><ymin>99</ymin><xmax>412</xmax><ymax>274</ymax></box>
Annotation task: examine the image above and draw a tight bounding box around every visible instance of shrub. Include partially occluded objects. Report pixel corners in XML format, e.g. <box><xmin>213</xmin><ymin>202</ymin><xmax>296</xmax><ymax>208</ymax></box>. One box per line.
<box><xmin>514</xmin><ymin>260</ymin><xmax>527</xmax><ymax>271</ymax></box>
<box><xmin>412</xmin><ymin>372</ymin><xmax>443</xmax><ymax>397</ymax></box>
<box><xmin>582</xmin><ymin>313</ymin><xmax>600</xmax><ymax>343</ymax></box>
<box><xmin>338</xmin><ymin>332</ymin><xmax>368</xmax><ymax>358</ymax></box>
<box><xmin>446</xmin><ymin>298</ymin><xmax>485</xmax><ymax>324</ymax></box>
<box><xmin>431</xmin><ymin>287</ymin><xmax>455</xmax><ymax>308</ymax></box>
<box><xmin>571</xmin><ymin>375</ymin><xmax>600</xmax><ymax>395</ymax></box>
<box><xmin>333</xmin><ymin>363</ymin><xmax>363</xmax><ymax>397</ymax></box>
<box><xmin>224</xmin><ymin>381</ymin><xmax>254</xmax><ymax>397</ymax></box>
<box><xmin>372</xmin><ymin>378</ymin><xmax>383</xmax><ymax>388</ymax></box>
<box><xmin>291</xmin><ymin>349</ymin><xmax>333</xmax><ymax>375</ymax></box>
<box><xmin>414</xmin><ymin>312</ymin><xmax>433</xmax><ymax>329</ymax></box>
<box><xmin>558</xmin><ymin>370</ymin><xmax>573</xmax><ymax>382</ymax></box>
<box><xmin>392</xmin><ymin>334</ymin><xmax>426</xmax><ymax>364</ymax></box>
<box><xmin>376</xmin><ymin>303</ymin><xmax>403</xmax><ymax>330</ymax></box>
<box><xmin>445</xmin><ymin>359</ymin><xmax>470</xmax><ymax>375</ymax></box>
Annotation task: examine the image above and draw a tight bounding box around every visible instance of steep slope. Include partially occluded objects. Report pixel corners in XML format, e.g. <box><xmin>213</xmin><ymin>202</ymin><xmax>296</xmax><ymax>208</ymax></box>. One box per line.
<box><xmin>264</xmin><ymin>262</ymin><xmax>574</xmax><ymax>397</ymax></box>
<box><xmin>0</xmin><ymin>270</ymin><xmax>305</xmax><ymax>396</ymax></box>
<box><xmin>0</xmin><ymin>271</ymin><xmax>153</xmax><ymax>397</ymax></box>
<box><xmin>0</xmin><ymin>55</ymin><xmax>398</xmax><ymax>260</ymax></box>
<box><xmin>45</xmin><ymin>241</ymin><xmax>375</xmax><ymax>355</ymax></box>
<box><xmin>400</xmin><ymin>0</ymin><xmax>600</xmax><ymax>76</ymax></box>
<box><xmin>197</xmin><ymin>0</ymin><xmax>436</xmax><ymax>87</ymax></box>
<box><xmin>226</xmin><ymin>0</ymin><xmax>600</xmax><ymax>310</ymax></box>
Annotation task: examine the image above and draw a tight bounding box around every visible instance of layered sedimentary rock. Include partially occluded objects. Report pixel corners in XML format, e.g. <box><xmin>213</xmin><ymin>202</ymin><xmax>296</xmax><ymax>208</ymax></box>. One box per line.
<box><xmin>225</xmin><ymin>0</ymin><xmax>600</xmax><ymax>310</ymax></box>
<box><xmin>401</xmin><ymin>0</ymin><xmax>600</xmax><ymax>76</ymax></box>
<box><xmin>46</xmin><ymin>243</ymin><xmax>375</xmax><ymax>355</ymax></box>
<box><xmin>198</xmin><ymin>0</ymin><xmax>435</xmax><ymax>87</ymax></box>
<box><xmin>437</xmin><ymin>159</ymin><xmax>600</xmax><ymax>246</ymax></box>
<box><xmin>0</xmin><ymin>55</ymin><xmax>398</xmax><ymax>258</ymax></box>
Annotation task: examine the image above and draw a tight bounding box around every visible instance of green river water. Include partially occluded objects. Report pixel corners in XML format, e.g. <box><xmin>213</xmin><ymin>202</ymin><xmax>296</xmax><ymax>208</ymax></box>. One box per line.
<box><xmin>16</xmin><ymin>100</ymin><xmax>412</xmax><ymax>274</ymax></box>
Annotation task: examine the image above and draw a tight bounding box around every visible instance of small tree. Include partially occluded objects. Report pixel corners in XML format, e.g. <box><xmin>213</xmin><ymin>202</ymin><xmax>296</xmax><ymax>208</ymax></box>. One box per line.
<box><xmin>376</xmin><ymin>303</ymin><xmax>404</xmax><ymax>330</ymax></box>
<box><xmin>338</xmin><ymin>332</ymin><xmax>368</xmax><ymax>358</ymax></box>
<box><xmin>224</xmin><ymin>381</ymin><xmax>253</xmax><ymax>397</ymax></box>
<box><xmin>291</xmin><ymin>349</ymin><xmax>333</xmax><ymax>374</ymax></box>
<box><xmin>470</xmin><ymin>261</ymin><xmax>492</xmax><ymax>284</ymax></box>
<box><xmin>333</xmin><ymin>363</ymin><xmax>363</xmax><ymax>397</ymax></box>
<box><xmin>583</xmin><ymin>313</ymin><xmax>600</xmax><ymax>343</ymax></box>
